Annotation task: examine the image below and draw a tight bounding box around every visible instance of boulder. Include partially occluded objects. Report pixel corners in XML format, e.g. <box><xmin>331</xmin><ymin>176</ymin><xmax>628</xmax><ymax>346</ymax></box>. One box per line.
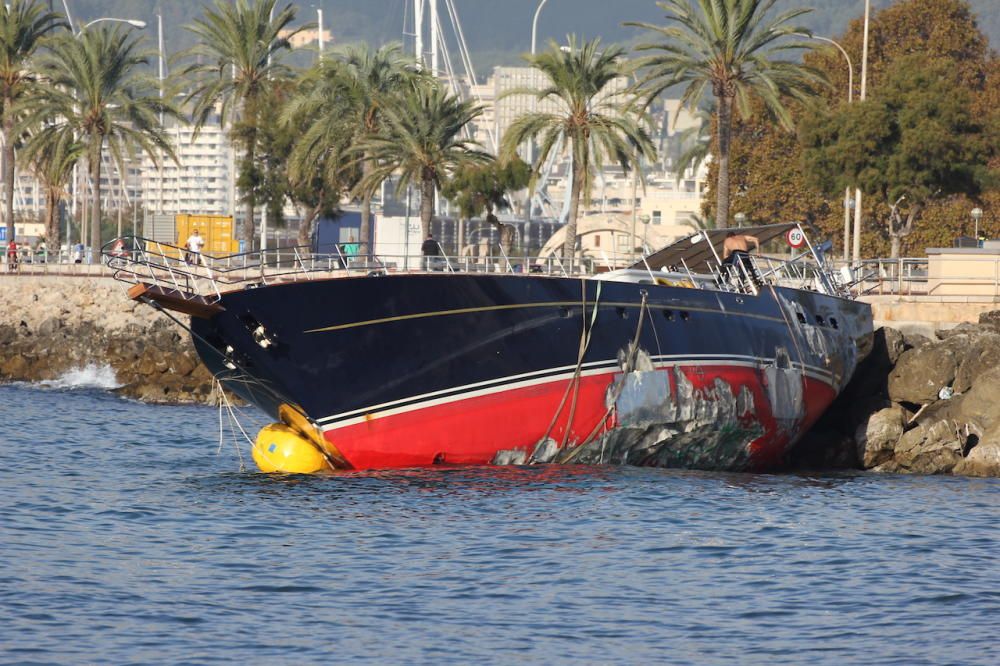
<box><xmin>954</xmin><ymin>332</ymin><xmax>1000</xmax><ymax>393</ymax></box>
<box><xmin>893</xmin><ymin>420</ymin><xmax>964</xmax><ymax>474</ymax></box>
<box><xmin>1</xmin><ymin>354</ymin><xmax>29</xmax><ymax>379</ymax></box>
<box><xmin>855</xmin><ymin>404</ymin><xmax>907</xmax><ymax>468</ymax></box>
<box><xmin>36</xmin><ymin>316</ymin><xmax>62</xmax><ymax>337</ymax></box>
<box><xmin>952</xmin><ymin>366</ymin><xmax>1000</xmax><ymax>433</ymax></box>
<box><xmin>887</xmin><ymin>343</ymin><xmax>961</xmax><ymax>404</ymax></box>
<box><xmin>978</xmin><ymin>309</ymin><xmax>1000</xmax><ymax>328</ymax></box>
<box><xmin>953</xmin><ymin>430</ymin><xmax>1000</xmax><ymax>478</ymax></box>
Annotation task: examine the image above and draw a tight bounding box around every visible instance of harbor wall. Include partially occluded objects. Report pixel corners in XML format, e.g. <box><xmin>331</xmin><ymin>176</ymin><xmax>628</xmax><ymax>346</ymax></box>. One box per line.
<box><xmin>0</xmin><ymin>275</ymin><xmax>217</xmax><ymax>404</ymax></box>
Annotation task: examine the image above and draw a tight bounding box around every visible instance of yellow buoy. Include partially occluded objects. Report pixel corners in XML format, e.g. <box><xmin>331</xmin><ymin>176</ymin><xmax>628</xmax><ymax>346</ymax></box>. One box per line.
<box><xmin>252</xmin><ymin>423</ymin><xmax>328</xmax><ymax>474</ymax></box>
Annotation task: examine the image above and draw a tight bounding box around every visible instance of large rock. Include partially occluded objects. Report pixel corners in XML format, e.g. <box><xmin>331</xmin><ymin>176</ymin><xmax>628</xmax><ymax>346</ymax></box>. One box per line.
<box><xmin>893</xmin><ymin>420</ymin><xmax>963</xmax><ymax>474</ymax></box>
<box><xmin>953</xmin><ymin>366</ymin><xmax>1000</xmax><ymax>433</ymax></box>
<box><xmin>855</xmin><ymin>404</ymin><xmax>907</xmax><ymax>468</ymax></box>
<box><xmin>954</xmin><ymin>332</ymin><xmax>1000</xmax><ymax>393</ymax></box>
<box><xmin>953</xmin><ymin>431</ymin><xmax>1000</xmax><ymax>478</ymax></box>
<box><xmin>978</xmin><ymin>309</ymin><xmax>1000</xmax><ymax>328</ymax></box>
<box><xmin>887</xmin><ymin>343</ymin><xmax>961</xmax><ymax>404</ymax></box>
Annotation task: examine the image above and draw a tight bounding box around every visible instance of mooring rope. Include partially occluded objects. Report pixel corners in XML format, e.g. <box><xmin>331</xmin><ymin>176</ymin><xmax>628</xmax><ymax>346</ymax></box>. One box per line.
<box><xmin>530</xmin><ymin>279</ymin><xmax>602</xmax><ymax>462</ymax></box>
<box><xmin>216</xmin><ymin>377</ymin><xmax>250</xmax><ymax>471</ymax></box>
<box><xmin>557</xmin><ymin>291</ymin><xmax>649</xmax><ymax>465</ymax></box>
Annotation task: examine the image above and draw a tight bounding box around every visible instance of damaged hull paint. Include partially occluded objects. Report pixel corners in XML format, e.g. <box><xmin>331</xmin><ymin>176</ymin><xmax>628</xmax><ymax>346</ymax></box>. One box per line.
<box><xmin>191</xmin><ymin>273</ymin><xmax>872</xmax><ymax>472</ymax></box>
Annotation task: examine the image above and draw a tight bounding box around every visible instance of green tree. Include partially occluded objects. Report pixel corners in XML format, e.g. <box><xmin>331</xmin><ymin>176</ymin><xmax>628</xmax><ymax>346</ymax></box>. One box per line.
<box><xmin>802</xmin><ymin>55</ymin><xmax>993</xmax><ymax>258</ymax></box>
<box><xmin>357</xmin><ymin>80</ymin><xmax>490</xmax><ymax>243</ymax></box>
<box><xmin>441</xmin><ymin>158</ymin><xmax>531</xmax><ymax>255</ymax></box>
<box><xmin>32</xmin><ymin>25</ymin><xmax>177</xmax><ymax>263</ymax></box>
<box><xmin>284</xmin><ymin>74</ymin><xmax>356</xmax><ymax>249</ymax></box>
<box><xmin>288</xmin><ymin>44</ymin><xmax>418</xmax><ymax>257</ymax></box>
<box><xmin>0</xmin><ymin>0</ymin><xmax>64</xmax><ymax>243</ymax></box>
<box><xmin>20</xmin><ymin>125</ymin><xmax>82</xmax><ymax>248</ymax></box>
<box><xmin>501</xmin><ymin>37</ymin><xmax>655</xmax><ymax>265</ymax></box>
<box><xmin>629</xmin><ymin>0</ymin><xmax>823</xmax><ymax>228</ymax></box>
<box><xmin>719</xmin><ymin>0</ymin><xmax>995</xmax><ymax>258</ymax></box>
<box><xmin>185</xmin><ymin>0</ymin><xmax>305</xmax><ymax>252</ymax></box>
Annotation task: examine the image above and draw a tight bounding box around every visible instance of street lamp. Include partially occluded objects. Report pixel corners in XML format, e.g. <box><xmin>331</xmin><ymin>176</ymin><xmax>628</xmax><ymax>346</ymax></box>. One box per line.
<box><xmin>526</xmin><ymin>0</ymin><xmax>550</xmax><ymax>173</ymax></box>
<box><xmin>72</xmin><ymin>16</ymin><xmax>147</xmax><ymax>262</ymax></box>
<box><xmin>734</xmin><ymin>212</ymin><xmax>747</xmax><ymax>226</ymax></box>
<box><xmin>83</xmin><ymin>18</ymin><xmax>147</xmax><ymax>30</ymax></box>
<box><xmin>971</xmin><ymin>207</ymin><xmax>983</xmax><ymax>242</ymax></box>
<box><xmin>854</xmin><ymin>0</ymin><xmax>872</xmax><ymax>266</ymax></box>
<box><xmin>800</xmin><ymin>32</ymin><xmax>855</xmax><ymax>262</ymax></box>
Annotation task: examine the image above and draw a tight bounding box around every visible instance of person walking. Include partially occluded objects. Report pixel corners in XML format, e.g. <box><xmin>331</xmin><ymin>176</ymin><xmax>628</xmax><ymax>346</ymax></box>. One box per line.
<box><xmin>6</xmin><ymin>239</ymin><xmax>18</xmax><ymax>272</ymax></box>
<box><xmin>185</xmin><ymin>229</ymin><xmax>205</xmax><ymax>266</ymax></box>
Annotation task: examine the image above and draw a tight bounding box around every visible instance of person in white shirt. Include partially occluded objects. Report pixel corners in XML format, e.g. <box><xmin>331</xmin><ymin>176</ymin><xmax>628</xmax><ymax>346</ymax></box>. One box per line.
<box><xmin>185</xmin><ymin>229</ymin><xmax>205</xmax><ymax>265</ymax></box>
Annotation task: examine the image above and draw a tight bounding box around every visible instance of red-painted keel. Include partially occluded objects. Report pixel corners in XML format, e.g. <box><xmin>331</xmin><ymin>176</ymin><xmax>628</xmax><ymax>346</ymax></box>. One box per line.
<box><xmin>321</xmin><ymin>364</ymin><xmax>837</xmax><ymax>471</ymax></box>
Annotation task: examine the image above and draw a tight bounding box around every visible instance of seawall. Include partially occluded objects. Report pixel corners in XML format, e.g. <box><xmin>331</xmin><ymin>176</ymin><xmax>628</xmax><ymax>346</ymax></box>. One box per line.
<box><xmin>0</xmin><ymin>275</ymin><xmax>217</xmax><ymax>403</ymax></box>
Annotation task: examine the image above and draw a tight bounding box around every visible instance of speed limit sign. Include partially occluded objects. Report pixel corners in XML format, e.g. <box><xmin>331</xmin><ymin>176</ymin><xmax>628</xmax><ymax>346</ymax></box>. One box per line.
<box><xmin>786</xmin><ymin>228</ymin><xmax>806</xmax><ymax>249</ymax></box>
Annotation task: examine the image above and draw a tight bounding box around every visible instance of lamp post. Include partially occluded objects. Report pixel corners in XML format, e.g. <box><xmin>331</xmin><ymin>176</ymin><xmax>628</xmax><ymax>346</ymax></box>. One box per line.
<box><xmin>734</xmin><ymin>212</ymin><xmax>747</xmax><ymax>226</ymax></box>
<box><xmin>853</xmin><ymin>0</ymin><xmax>871</xmax><ymax>266</ymax></box>
<box><xmin>971</xmin><ymin>207</ymin><xmax>983</xmax><ymax>243</ymax></box>
<box><xmin>71</xmin><ymin>17</ymin><xmax>146</xmax><ymax>261</ymax></box>
<box><xmin>801</xmin><ymin>33</ymin><xmax>855</xmax><ymax>262</ymax></box>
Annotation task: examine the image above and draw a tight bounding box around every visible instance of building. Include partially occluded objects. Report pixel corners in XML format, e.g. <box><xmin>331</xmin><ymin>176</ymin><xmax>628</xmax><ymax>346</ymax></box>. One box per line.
<box><xmin>140</xmin><ymin>110</ymin><xmax>233</xmax><ymax>217</ymax></box>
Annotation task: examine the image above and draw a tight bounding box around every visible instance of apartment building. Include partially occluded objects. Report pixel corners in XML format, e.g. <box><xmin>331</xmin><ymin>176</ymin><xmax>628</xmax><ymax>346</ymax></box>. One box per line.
<box><xmin>140</xmin><ymin>112</ymin><xmax>233</xmax><ymax>217</ymax></box>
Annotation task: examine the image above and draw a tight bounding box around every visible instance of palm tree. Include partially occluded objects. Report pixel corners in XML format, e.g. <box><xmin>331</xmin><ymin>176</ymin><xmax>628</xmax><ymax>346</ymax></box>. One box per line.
<box><xmin>31</xmin><ymin>25</ymin><xmax>177</xmax><ymax>263</ymax></box>
<box><xmin>20</xmin><ymin>125</ymin><xmax>82</xmax><ymax>248</ymax></box>
<box><xmin>628</xmin><ymin>0</ymin><xmax>822</xmax><ymax>227</ymax></box>
<box><xmin>501</xmin><ymin>37</ymin><xmax>655</xmax><ymax>265</ymax></box>
<box><xmin>289</xmin><ymin>44</ymin><xmax>419</xmax><ymax>257</ymax></box>
<box><xmin>284</xmin><ymin>66</ymin><xmax>359</xmax><ymax>249</ymax></box>
<box><xmin>357</xmin><ymin>81</ymin><xmax>491</xmax><ymax>243</ymax></box>
<box><xmin>0</xmin><ymin>0</ymin><xmax>64</xmax><ymax>243</ymax></box>
<box><xmin>185</xmin><ymin>0</ymin><xmax>305</xmax><ymax>252</ymax></box>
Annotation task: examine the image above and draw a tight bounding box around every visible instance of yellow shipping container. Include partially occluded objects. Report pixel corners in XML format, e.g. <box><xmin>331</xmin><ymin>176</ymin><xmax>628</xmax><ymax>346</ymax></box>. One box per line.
<box><xmin>174</xmin><ymin>214</ymin><xmax>235</xmax><ymax>259</ymax></box>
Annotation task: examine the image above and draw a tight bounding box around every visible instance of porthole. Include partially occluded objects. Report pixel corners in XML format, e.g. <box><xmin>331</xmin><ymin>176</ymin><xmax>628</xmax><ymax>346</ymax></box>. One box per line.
<box><xmin>663</xmin><ymin>310</ymin><xmax>674</xmax><ymax>321</ymax></box>
<box><xmin>830</xmin><ymin>317</ymin><xmax>839</xmax><ymax>329</ymax></box>
<box><xmin>680</xmin><ymin>311</ymin><xmax>690</xmax><ymax>321</ymax></box>
<box><xmin>796</xmin><ymin>312</ymin><xmax>806</xmax><ymax>324</ymax></box>
<box><xmin>616</xmin><ymin>306</ymin><xmax>629</xmax><ymax>319</ymax></box>
<box><xmin>815</xmin><ymin>315</ymin><xmax>825</xmax><ymax>326</ymax></box>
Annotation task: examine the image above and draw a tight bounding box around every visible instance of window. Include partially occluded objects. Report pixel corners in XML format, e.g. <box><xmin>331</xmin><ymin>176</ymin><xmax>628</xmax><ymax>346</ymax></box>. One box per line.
<box><xmin>652</xmin><ymin>211</ymin><xmax>662</xmax><ymax>225</ymax></box>
<box><xmin>593</xmin><ymin>235</ymin><xmax>601</xmax><ymax>248</ymax></box>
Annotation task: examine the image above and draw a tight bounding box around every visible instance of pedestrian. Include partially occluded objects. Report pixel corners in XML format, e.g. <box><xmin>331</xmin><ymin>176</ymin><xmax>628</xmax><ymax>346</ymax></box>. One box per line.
<box><xmin>111</xmin><ymin>238</ymin><xmax>128</xmax><ymax>258</ymax></box>
<box><xmin>343</xmin><ymin>235</ymin><xmax>359</xmax><ymax>258</ymax></box>
<box><xmin>73</xmin><ymin>242</ymin><xmax>84</xmax><ymax>264</ymax></box>
<box><xmin>185</xmin><ymin>229</ymin><xmax>205</xmax><ymax>265</ymax></box>
<box><xmin>421</xmin><ymin>233</ymin><xmax>441</xmax><ymax>271</ymax></box>
<box><xmin>6</xmin><ymin>239</ymin><xmax>18</xmax><ymax>272</ymax></box>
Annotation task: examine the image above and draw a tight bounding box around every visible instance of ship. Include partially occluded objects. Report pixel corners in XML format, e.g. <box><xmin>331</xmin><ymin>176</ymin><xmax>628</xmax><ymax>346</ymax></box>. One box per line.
<box><xmin>104</xmin><ymin>222</ymin><xmax>873</xmax><ymax>473</ymax></box>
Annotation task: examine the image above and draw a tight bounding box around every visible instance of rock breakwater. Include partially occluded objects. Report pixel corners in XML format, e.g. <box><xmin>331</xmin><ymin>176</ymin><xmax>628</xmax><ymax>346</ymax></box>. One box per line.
<box><xmin>0</xmin><ymin>276</ymin><xmax>217</xmax><ymax>404</ymax></box>
<box><xmin>791</xmin><ymin>311</ymin><xmax>1000</xmax><ymax>478</ymax></box>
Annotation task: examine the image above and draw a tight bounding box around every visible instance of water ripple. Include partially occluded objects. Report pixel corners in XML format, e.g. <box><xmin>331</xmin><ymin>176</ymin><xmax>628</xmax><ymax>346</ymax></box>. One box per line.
<box><xmin>0</xmin><ymin>383</ymin><xmax>997</xmax><ymax>665</ymax></box>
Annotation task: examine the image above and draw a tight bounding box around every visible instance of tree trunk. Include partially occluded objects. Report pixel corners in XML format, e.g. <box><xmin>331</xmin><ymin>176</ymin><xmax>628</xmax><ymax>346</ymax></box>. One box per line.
<box><xmin>3</xmin><ymin>110</ymin><xmax>15</xmax><ymax>244</ymax></box>
<box><xmin>564</xmin><ymin>151</ymin><xmax>585</xmax><ymax>268</ymax></box>
<box><xmin>487</xmin><ymin>211</ymin><xmax>514</xmax><ymax>256</ymax></box>
<box><xmin>360</xmin><ymin>156</ymin><xmax>373</xmax><ymax>258</ymax></box>
<box><xmin>46</xmin><ymin>188</ymin><xmax>60</xmax><ymax>248</ymax></box>
<box><xmin>419</xmin><ymin>171</ymin><xmax>435</xmax><ymax>241</ymax></box>
<box><xmin>243</xmin><ymin>155</ymin><xmax>256</xmax><ymax>254</ymax></box>
<box><xmin>297</xmin><ymin>205</ymin><xmax>318</xmax><ymax>250</ymax></box>
<box><xmin>715</xmin><ymin>93</ymin><xmax>734</xmax><ymax>229</ymax></box>
<box><xmin>89</xmin><ymin>142</ymin><xmax>102</xmax><ymax>264</ymax></box>
<box><xmin>240</xmin><ymin>102</ymin><xmax>259</xmax><ymax>253</ymax></box>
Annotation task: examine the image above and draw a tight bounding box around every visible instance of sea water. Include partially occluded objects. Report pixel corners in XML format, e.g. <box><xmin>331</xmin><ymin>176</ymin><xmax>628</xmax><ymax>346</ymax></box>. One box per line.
<box><xmin>0</xmin><ymin>376</ymin><xmax>997</xmax><ymax>665</ymax></box>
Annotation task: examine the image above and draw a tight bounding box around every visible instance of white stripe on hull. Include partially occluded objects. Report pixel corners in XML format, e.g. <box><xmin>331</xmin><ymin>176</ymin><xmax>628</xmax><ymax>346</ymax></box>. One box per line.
<box><xmin>318</xmin><ymin>355</ymin><xmax>836</xmax><ymax>432</ymax></box>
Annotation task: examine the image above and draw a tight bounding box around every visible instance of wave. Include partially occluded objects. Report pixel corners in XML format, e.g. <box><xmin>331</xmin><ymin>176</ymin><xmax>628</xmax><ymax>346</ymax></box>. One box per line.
<box><xmin>40</xmin><ymin>364</ymin><xmax>122</xmax><ymax>391</ymax></box>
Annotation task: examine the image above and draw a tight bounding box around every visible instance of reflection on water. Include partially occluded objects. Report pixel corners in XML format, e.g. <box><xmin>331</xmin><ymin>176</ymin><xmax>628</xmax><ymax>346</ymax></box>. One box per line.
<box><xmin>1</xmin><ymin>384</ymin><xmax>998</xmax><ymax>665</ymax></box>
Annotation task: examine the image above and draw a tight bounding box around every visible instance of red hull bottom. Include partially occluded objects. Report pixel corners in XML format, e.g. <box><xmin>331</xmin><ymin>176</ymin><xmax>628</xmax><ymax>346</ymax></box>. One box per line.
<box><xmin>321</xmin><ymin>364</ymin><xmax>837</xmax><ymax>472</ymax></box>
